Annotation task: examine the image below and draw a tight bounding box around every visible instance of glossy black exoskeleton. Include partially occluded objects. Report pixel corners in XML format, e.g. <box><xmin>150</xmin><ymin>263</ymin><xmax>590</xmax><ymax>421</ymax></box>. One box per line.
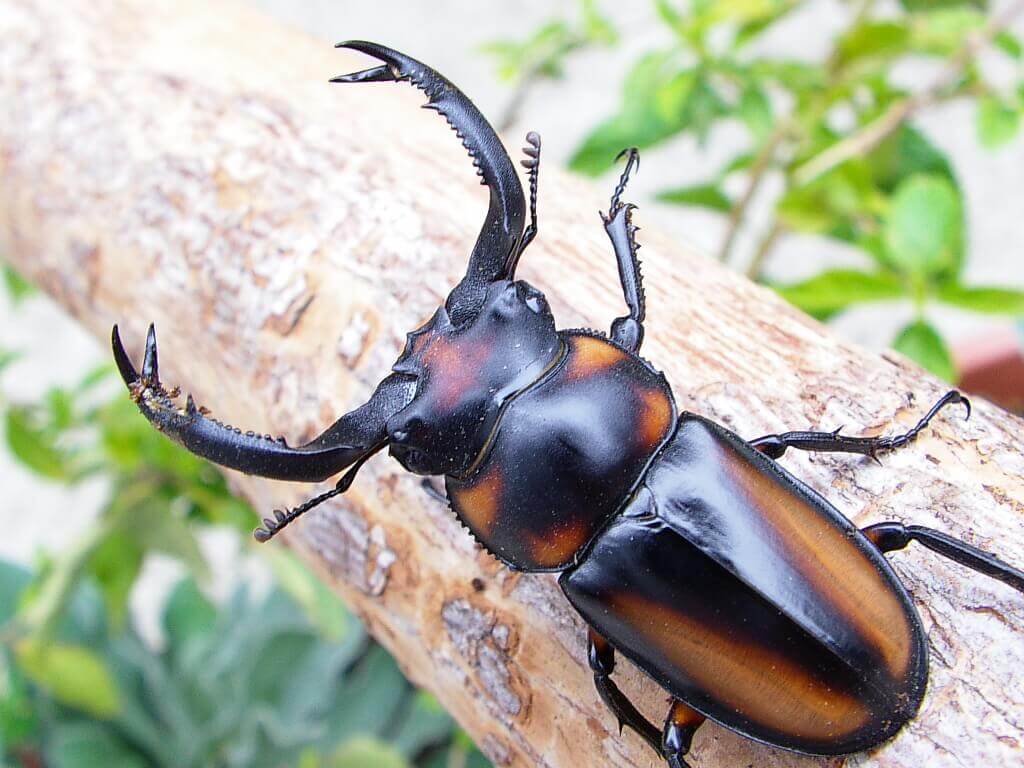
<box><xmin>111</xmin><ymin>42</ymin><xmax>1024</xmax><ymax>768</ymax></box>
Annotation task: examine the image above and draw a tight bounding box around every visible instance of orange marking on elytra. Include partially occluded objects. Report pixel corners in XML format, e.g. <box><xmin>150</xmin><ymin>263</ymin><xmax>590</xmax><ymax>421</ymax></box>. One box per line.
<box><xmin>608</xmin><ymin>591</ymin><xmax>873</xmax><ymax>740</ymax></box>
<box><xmin>725</xmin><ymin>444</ymin><xmax>914</xmax><ymax>679</ymax></box>
<box><xmin>565</xmin><ymin>335</ymin><xmax>626</xmax><ymax>380</ymax></box>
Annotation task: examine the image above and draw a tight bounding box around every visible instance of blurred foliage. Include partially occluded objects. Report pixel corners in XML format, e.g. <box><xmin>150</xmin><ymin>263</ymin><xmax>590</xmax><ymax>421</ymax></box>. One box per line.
<box><xmin>0</xmin><ymin>558</ymin><xmax>486</xmax><ymax>768</ymax></box>
<box><xmin>486</xmin><ymin>0</ymin><xmax>1024</xmax><ymax>381</ymax></box>
<box><xmin>1</xmin><ymin>360</ymin><xmax>254</xmax><ymax>638</ymax></box>
<box><xmin>480</xmin><ymin>0</ymin><xmax>617</xmax><ymax>130</ymax></box>
<box><xmin>0</xmin><ymin>274</ymin><xmax>489</xmax><ymax>767</ymax></box>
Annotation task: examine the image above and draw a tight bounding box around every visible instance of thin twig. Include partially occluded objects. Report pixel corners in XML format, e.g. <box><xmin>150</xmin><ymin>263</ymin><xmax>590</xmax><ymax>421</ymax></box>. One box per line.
<box><xmin>793</xmin><ymin>0</ymin><xmax>1024</xmax><ymax>187</ymax></box>
<box><xmin>745</xmin><ymin>220</ymin><xmax>784</xmax><ymax>280</ymax></box>
<box><xmin>717</xmin><ymin>127</ymin><xmax>786</xmax><ymax>264</ymax></box>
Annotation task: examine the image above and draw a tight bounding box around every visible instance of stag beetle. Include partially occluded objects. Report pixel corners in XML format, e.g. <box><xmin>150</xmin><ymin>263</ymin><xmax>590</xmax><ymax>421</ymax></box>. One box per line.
<box><xmin>111</xmin><ymin>42</ymin><xmax>1024</xmax><ymax>768</ymax></box>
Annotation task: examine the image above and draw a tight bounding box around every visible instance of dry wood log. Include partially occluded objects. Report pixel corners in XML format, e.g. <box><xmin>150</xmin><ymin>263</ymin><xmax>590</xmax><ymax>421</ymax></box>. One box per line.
<box><xmin>2</xmin><ymin>1</ymin><xmax>1024</xmax><ymax>766</ymax></box>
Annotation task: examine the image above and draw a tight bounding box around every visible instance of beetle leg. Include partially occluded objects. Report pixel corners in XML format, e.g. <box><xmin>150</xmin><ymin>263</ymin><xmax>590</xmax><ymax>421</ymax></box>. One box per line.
<box><xmin>662</xmin><ymin>699</ymin><xmax>705</xmax><ymax>768</ymax></box>
<box><xmin>587</xmin><ymin>628</ymin><xmax>662</xmax><ymax>754</ymax></box>
<box><xmin>602</xmin><ymin>148</ymin><xmax>646</xmax><ymax>353</ymax></box>
<box><xmin>864</xmin><ymin>522</ymin><xmax>1024</xmax><ymax>594</ymax></box>
<box><xmin>112</xmin><ymin>324</ymin><xmax>415</xmax><ymax>483</ymax></box>
<box><xmin>748</xmin><ymin>390</ymin><xmax>970</xmax><ymax>461</ymax></box>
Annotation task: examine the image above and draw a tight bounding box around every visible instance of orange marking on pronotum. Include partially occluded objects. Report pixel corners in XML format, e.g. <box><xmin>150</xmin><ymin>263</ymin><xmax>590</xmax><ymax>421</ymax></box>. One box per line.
<box><xmin>607</xmin><ymin>591</ymin><xmax>873</xmax><ymax>740</ymax></box>
<box><xmin>565</xmin><ymin>335</ymin><xmax>626</xmax><ymax>381</ymax></box>
<box><xmin>451</xmin><ymin>463</ymin><xmax>504</xmax><ymax>538</ymax></box>
<box><xmin>421</xmin><ymin>333</ymin><xmax>491</xmax><ymax>412</ymax></box>
<box><xmin>526</xmin><ymin>520</ymin><xmax>593</xmax><ymax>569</ymax></box>
<box><xmin>635</xmin><ymin>385</ymin><xmax>674</xmax><ymax>450</ymax></box>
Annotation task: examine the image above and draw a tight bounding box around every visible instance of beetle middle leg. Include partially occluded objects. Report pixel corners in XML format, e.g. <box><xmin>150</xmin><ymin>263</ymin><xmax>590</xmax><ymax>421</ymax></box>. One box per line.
<box><xmin>601</xmin><ymin>148</ymin><xmax>646</xmax><ymax>354</ymax></box>
<box><xmin>662</xmin><ymin>699</ymin><xmax>705</xmax><ymax>768</ymax></box>
<box><xmin>863</xmin><ymin>522</ymin><xmax>1024</xmax><ymax>594</ymax></box>
<box><xmin>587</xmin><ymin>628</ymin><xmax>662</xmax><ymax>753</ymax></box>
<box><xmin>748</xmin><ymin>390</ymin><xmax>970</xmax><ymax>461</ymax></box>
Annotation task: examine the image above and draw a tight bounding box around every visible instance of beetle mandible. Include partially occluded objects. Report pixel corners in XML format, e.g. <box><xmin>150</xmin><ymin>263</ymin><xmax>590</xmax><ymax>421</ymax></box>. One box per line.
<box><xmin>111</xmin><ymin>42</ymin><xmax>1024</xmax><ymax>768</ymax></box>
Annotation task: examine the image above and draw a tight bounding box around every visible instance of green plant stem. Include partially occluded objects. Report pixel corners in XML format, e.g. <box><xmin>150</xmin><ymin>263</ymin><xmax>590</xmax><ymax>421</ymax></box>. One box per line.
<box><xmin>793</xmin><ymin>0</ymin><xmax>1024</xmax><ymax>186</ymax></box>
<box><xmin>717</xmin><ymin>126</ymin><xmax>787</xmax><ymax>265</ymax></box>
<box><xmin>746</xmin><ymin>220</ymin><xmax>783</xmax><ymax>281</ymax></box>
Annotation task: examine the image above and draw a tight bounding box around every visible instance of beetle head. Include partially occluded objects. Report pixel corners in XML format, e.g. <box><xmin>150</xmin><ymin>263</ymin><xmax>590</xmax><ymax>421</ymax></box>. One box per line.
<box><xmin>385</xmin><ymin>280</ymin><xmax>559</xmax><ymax>476</ymax></box>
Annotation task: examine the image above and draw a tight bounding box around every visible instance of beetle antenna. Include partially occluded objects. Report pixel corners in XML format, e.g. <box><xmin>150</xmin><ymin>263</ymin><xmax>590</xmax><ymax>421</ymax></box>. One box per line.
<box><xmin>507</xmin><ymin>131</ymin><xmax>542</xmax><ymax>277</ymax></box>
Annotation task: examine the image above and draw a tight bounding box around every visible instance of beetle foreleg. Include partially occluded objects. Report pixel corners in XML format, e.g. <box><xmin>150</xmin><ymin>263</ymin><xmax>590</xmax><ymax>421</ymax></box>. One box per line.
<box><xmin>587</xmin><ymin>628</ymin><xmax>662</xmax><ymax>754</ymax></box>
<box><xmin>602</xmin><ymin>148</ymin><xmax>646</xmax><ymax>354</ymax></box>
<box><xmin>864</xmin><ymin>522</ymin><xmax>1024</xmax><ymax>594</ymax></box>
<box><xmin>662</xmin><ymin>699</ymin><xmax>705</xmax><ymax>768</ymax></box>
<box><xmin>749</xmin><ymin>390</ymin><xmax>970</xmax><ymax>461</ymax></box>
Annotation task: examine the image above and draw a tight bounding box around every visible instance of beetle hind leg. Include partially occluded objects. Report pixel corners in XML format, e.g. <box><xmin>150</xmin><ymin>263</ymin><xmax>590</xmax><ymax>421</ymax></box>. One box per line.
<box><xmin>864</xmin><ymin>522</ymin><xmax>1024</xmax><ymax>594</ymax></box>
<box><xmin>587</xmin><ymin>629</ymin><xmax>662</xmax><ymax>753</ymax></box>
<box><xmin>662</xmin><ymin>699</ymin><xmax>705</xmax><ymax>768</ymax></box>
<box><xmin>749</xmin><ymin>390</ymin><xmax>970</xmax><ymax>461</ymax></box>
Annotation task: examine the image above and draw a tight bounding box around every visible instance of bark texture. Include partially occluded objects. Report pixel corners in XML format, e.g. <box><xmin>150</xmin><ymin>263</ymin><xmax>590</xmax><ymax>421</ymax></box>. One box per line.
<box><xmin>2</xmin><ymin>1</ymin><xmax>1024</xmax><ymax>766</ymax></box>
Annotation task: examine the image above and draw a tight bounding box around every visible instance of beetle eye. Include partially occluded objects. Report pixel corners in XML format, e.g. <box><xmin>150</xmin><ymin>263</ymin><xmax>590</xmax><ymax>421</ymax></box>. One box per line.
<box><xmin>525</xmin><ymin>293</ymin><xmax>546</xmax><ymax>314</ymax></box>
<box><xmin>388</xmin><ymin>415</ymin><xmax>423</xmax><ymax>445</ymax></box>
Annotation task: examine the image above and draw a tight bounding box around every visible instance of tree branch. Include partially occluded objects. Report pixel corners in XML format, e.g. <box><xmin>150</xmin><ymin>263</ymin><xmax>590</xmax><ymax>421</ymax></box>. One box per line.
<box><xmin>3</xmin><ymin>1</ymin><xmax>1024</xmax><ymax>766</ymax></box>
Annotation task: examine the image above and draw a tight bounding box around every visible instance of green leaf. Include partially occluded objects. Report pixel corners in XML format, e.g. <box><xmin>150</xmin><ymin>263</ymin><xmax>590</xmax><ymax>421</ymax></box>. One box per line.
<box><xmin>899</xmin><ymin>0</ymin><xmax>986</xmax><ymax>12</ymax></box>
<box><xmin>4</xmin><ymin>407</ymin><xmax>70</xmax><ymax>480</ymax></box>
<box><xmin>738</xmin><ymin>85</ymin><xmax>773</xmax><ymax>141</ymax></box>
<box><xmin>45</xmin><ymin>721</ymin><xmax>147</xmax><ymax>768</ymax></box>
<box><xmin>0</xmin><ymin>650</ymin><xmax>38</xmax><ymax>749</ymax></box>
<box><xmin>908</xmin><ymin>8</ymin><xmax>984</xmax><ymax>56</ymax></box>
<box><xmin>837</xmin><ymin>22</ymin><xmax>909</xmax><ymax>69</ymax></box>
<box><xmin>994</xmin><ymin>30</ymin><xmax>1022</xmax><ymax>59</ymax></box>
<box><xmin>0</xmin><ymin>349</ymin><xmax>21</xmax><ymax>377</ymax></box>
<box><xmin>936</xmin><ymin>284</ymin><xmax>1024</xmax><ymax>314</ymax></box>
<box><xmin>892</xmin><ymin>320</ymin><xmax>957</xmax><ymax>381</ymax></box>
<box><xmin>2</xmin><ymin>267</ymin><xmax>34</xmax><ymax>304</ymax></box>
<box><xmin>581</xmin><ymin>0</ymin><xmax>617</xmax><ymax>44</ymax></box>
<box><xmin>778</xmin><ymin>162</ymin><xmax>877</xmax><ymax>237</ymax></box>
<box><xmin>976</xmin><ymin>96</ymin><xmax>1020</xmax><ymax>148</ymax></box>
<box><xmin>119</xmin><ymin>502</ymin><xmax>210</xmax><ymax>582</ymax></box>
<box><xmin>657</xmin><ymin>183</ymin><xmax>731</xmax><ymax>211</ymax></box>
<box><xmin>870</xmin><ymin>125</ymin><xmax>955</xmax><ymax>192</ymax></box>
<box><xmin>570</xmin><ymin>53</ymin><xmax>705</xmax><ymax>174</ymax></box>
<box><xmin>162</xmin><ymin>577</ymin><xmax>216</xmax><ymax>651</ymax></box>
<box><xmin>883</xmin><ymin>175</ymin><xmax>962</xmax><ymax>279</ymax></box>
<box><xmin>329</xmin><ymin>737</ymin><xmax>410</xmax><ymax>768</ymax></box>
<box><xmin>264</xmin><ymin>548</ymin><xmax>354</xmax><ymax>643</ymax></box>
<box><xmin>0</xmin><ymin>561</ymin><xmax>31</xmax><ymax>625</ymax></box>
<box><xmin>773</xmin><ymin>270</ymin><xmax>906</xmax><ymax>315</ymax></box>
<box><xmin>15</xmin><ymin>640</ymin><xmax>120</xmax><ymax>718</ymax></box>
<box><xmin>87</xmin><ymin>532</ymin><xmax>143</xmax><ymax>629</ymax></box>
<box><xmin>391</xmin><ymin>691</ymin><xmax>455</xmax><ymax>758</ymax></box>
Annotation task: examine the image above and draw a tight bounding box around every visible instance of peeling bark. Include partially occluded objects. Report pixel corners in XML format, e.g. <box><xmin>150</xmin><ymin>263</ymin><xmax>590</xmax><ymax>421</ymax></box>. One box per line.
<box><xmin>2</xmin><ymin>1</ymin><xmax>1024</xmax><ymax>766</ymax></box>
